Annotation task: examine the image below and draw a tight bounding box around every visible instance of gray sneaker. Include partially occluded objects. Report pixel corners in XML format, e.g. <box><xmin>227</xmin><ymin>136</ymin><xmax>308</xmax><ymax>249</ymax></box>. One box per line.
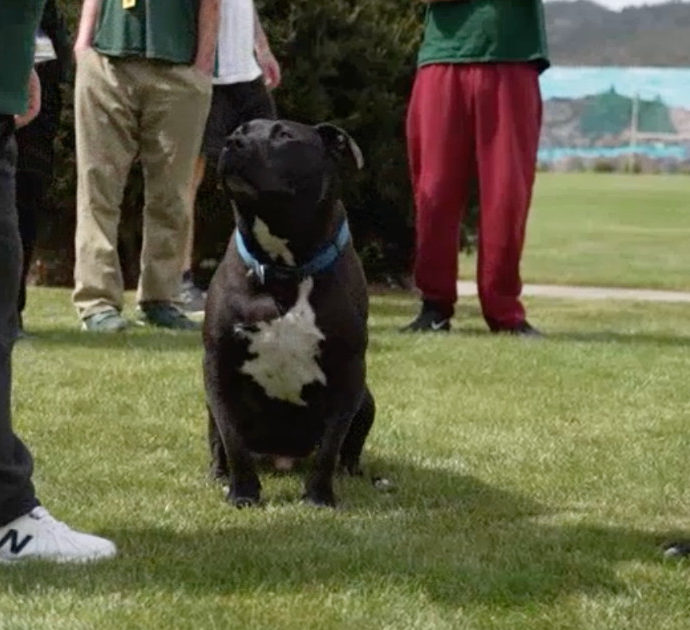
<box><xmin>177</xmin><ymin>277</ymin><xmax>206</xmax><ymax>315</ymax></box>
<box><xmin>137</xmin><ymin>301</ymin><xmax>200</xmax><ymax>331</ymax></box>
<box><xmin>82</xmin><ymin>308</ymin><xmax>128</xmax><ymax>332</ymax></box>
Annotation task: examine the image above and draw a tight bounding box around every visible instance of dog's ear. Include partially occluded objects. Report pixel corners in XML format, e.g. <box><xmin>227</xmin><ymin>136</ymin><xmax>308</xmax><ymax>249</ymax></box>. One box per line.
<box><xmin>314</xmin><ymin>123</ymin><xmax>364</xmax><ymax>171</ymax></box>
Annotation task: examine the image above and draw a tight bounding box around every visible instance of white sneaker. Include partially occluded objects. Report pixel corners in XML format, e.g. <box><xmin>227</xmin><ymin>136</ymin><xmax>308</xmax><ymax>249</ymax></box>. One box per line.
<box><xmin>0</xmin><ymin>506</ymin><xmax>117</xmax><ymax>564</ymax></box>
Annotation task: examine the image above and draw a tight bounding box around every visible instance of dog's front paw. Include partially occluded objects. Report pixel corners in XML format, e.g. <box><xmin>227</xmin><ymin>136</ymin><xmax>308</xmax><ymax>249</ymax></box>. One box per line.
<box><xmin>232</xmin><ymin>495</ymin><xmax>259</xmax><ymax>509</ymax></box>
<box><xmin>227</xmin><ymin>479</ymin><xmax>261</xmax><ymax>509</ymax></box>
<box><xmin>228</xmin><ymin>490</ymin><xmax>260</xmax><ymax>509</ymax></box>
<box><xmin>303</xmin><ymin>485</ymin><xmax>337</xmax><ymax>508</ymax></box>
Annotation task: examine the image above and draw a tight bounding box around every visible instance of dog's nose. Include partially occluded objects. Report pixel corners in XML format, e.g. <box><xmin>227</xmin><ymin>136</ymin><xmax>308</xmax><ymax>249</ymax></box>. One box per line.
<box><xmin>226</xmin><ymin>122</ymin><xmax>252</xmax><ymax>149</ymax></box>
<box><xmin>228</xmin><ymin>133</ymin><xmax>249</xmax><ymax>151</ymax></box>
<box><xmin>269</xmin><ymin>122</ymin><xmax>292</xmax><ymax>141</ymax></box>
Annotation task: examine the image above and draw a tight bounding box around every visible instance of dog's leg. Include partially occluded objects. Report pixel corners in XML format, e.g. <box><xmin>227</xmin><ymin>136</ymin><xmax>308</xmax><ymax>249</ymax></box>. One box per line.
<box><xmin>339</xmin><ymin>386</ymin><xmax>375</xmax><ymax>476</ymax></box>
<box><xmin>303</xmin><ymin>413</ymin><xmax>353</xmax><ymax>507</ymax></box>
<box><xmin>207</xmin><ymin>406</ymin><xmax>229</xmax><ymax>483</ymax></box>
<box><xmin>221</xmin><ymin>422</ymin><xmax>262</xmax><ymax>508</ymax></box>
<box><xmin>204</xmin><ymin>358</ymin><xmax>261</xmax><ymax>508</ymax></box>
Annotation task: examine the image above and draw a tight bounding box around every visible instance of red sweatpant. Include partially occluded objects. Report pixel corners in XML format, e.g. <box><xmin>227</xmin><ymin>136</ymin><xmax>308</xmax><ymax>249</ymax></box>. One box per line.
<box><xmin>406</xmin><ymin>63</ymin><xmax>542</xmax><ymax>330</ymax></box>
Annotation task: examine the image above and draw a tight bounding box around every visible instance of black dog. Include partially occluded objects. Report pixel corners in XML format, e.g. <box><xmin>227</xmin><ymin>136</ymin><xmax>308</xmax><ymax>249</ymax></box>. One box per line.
<box><xmin>203</xmin><ymin>119</ymin><xmax>375</xmax><ymax>508</ymax></box>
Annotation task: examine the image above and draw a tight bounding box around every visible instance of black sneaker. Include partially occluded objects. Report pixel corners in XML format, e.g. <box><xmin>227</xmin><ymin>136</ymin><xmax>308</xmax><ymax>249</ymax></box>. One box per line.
<box><xmin>137</xmin><ymin>301</ymin><xmax>200</xmax><ymax>331</ymax></box>
<box><xmin>401</xmin><ymin>300</ymin><xmax>452</xmax><ymax>333</ymax></box>
<box><xmin>494</xmin><ymin>321</ymin><xmax>543</xmax><ymax>339</ymax></box>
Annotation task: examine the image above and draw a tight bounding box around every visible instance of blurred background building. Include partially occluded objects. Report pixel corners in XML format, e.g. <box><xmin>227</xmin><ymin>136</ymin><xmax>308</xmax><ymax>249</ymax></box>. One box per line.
<box><xmin>541</xmin><ymin>0</ymin><xmax>690</xmax><ymax>172</ymax></box>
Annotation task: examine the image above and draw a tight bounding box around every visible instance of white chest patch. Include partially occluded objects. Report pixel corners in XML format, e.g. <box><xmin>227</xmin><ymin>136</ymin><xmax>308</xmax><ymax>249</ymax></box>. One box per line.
<box><xmin>253</xmin><ymin>217</ymin><xmax>295</xmax><ymax>265</ymax></box>
<box><xmin>239</xmin><ymin>277</ymin><xmax>326</xmax><ymax>406</ymax></box>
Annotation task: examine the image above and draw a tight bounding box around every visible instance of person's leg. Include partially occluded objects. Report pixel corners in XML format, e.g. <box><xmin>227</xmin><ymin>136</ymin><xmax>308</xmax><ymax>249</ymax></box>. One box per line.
<box><xmin>232</xmin><ymin>76</ymin><xmax>277</xmax><ymax>127</ymax></box>
<box><xmin>182</xmin><ymin>78</ymin><xmax>275</xmax><ymax>290</ymax></box>
<box><xmin>176</xmin><ymin>154</ymin><xmax>208</xmax><ymax>314</ymax></box>
<box><xmin>15</xmin><ymin>60</ymin><xmax>62</xmax><ymax>330</ymax></box>
<box><xmin>201</xmin><ymin>84</ymin><xmax>239</xmax><ymax>175</ymax></box>
<box><xmin>474</xmin><ymin>63</ymin><xmax>542</xmax><ymax>332</ymax></box>
<box><xmin>181</xmin><ymin>154</ymin><xmax>207</xmax><ymax>278</ymax></box>
<box><xmin>0</xmin><ymin>119</ymin><xmax>38</xmax><ymax>526</ymax></box>
<box><xmin>404</xmin><ymin>64</ymin><xmax>475</xmax><ymax>329</ymax></box>
<box><xmin>135</xmin><ymin>61</ymin><xmax>211</xmax><ymax>327</ymax></box>
<box><xmin>0</xmin><ymin>121</ymin><xmax>116</xmax><ymax>564</ymax></box>
<box><xmin>176</xmin><ymin>84</ymin><xmax>227</xmax><ymax>313</ymax></box>
<box><xmin>72</xmin><ymin>50</ymin><xmax>139</xmax><ymax>325</ymax></box>
<box><xmin>14</xmin><ymin>171</ymin><xmax>43</xmax><ymax>327</ymax></box>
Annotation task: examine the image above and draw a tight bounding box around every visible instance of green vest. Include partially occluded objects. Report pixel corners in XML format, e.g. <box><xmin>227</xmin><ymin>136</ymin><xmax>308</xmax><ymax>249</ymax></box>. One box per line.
<box><xmin>93</xmin><ymin>0</ymin><xmax>199</xmax><ymax>64</ymax></box>
<box><xmin>418</xmin><ymin>0</ymin><xmax>549</xmax><ymax>73</ymax></box>
<box><xmin>0</xmin><ymin>0</ymin><xmax>47</xmax><ymax>115</ymax></box>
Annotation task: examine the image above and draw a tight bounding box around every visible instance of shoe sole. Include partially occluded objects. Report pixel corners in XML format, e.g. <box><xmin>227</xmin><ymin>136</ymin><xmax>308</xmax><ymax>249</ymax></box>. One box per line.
<box><xmin>179</xmin><ymin>308</ymin><xmax>205</xmax><ymax>317</ymax></box>
<box><xmin>135</xmin><ymin>318</ymin><xmax>200</xmax><ymax>331</ymax></box>
<box><xmin>81</xmin><ymin>323</ymin><xmax>128</xmax><ymax>332</ymax></box>
<box><xmin>400</xmin><ymin>321</ymin><xmax>451</xmax><ymax>333</ymax></box>
<box><xmin>0</xmin><ymin>549</ymin><xmax>117</xmax><ymax>564</ymax></box>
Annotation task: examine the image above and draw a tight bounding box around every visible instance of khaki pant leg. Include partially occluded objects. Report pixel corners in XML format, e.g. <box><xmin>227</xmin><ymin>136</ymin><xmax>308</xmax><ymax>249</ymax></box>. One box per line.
<box><xmin>134</xmin><ymin>63</ymin><xmax>212</xmax><ymax>304</ymax></box>
<box><xmin>72</xmin><ymin>49</ymin><xmax>139</xmax><ymax>320</ymax></box>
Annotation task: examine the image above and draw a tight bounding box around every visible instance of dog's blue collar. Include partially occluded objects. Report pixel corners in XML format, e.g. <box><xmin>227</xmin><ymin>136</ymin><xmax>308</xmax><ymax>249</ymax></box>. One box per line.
<box><xmin>235</xmin><ymin>220</ymin><xmax>351</xmax><ymax>284</ymax></box>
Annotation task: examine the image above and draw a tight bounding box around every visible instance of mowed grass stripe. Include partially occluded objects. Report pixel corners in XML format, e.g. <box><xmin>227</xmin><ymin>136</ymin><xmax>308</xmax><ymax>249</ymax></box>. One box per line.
<box><xmin>1</xmin><ymin>287</ymin><xmax>689</xmax><ymax>629</ymax></box>
<box><xmin>460</xmin><ymin>173</ymin><xmax>690</xmax><ymax>292</ymax></box>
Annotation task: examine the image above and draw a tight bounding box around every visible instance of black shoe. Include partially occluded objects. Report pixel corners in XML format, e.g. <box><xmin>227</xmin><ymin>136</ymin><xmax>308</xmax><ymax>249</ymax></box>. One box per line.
<box><xmin>401</xmin><ymin>300</ymin><xmax>452</xmax><ymax>333</ymax></box>
<box><xmin>494</xmin><ymin>321</ymin><xmax>543</xmax><ymax>339</ymax></box>
<box><xmin>137</xmin><ymin>301</ymin><xmax>200</xmax><ymax>331</ymax></box>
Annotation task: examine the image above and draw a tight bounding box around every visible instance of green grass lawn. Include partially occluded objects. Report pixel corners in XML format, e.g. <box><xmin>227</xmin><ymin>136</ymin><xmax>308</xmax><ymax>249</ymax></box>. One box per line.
<box><xmin>2</xmin><ymin>288</ymin><xmax>689</xmax><ymax>629</ymax></box>
<box><xmin>460</xmin><ymin>173</ymin><xmax>690</xmax><ymax>291</ymax></box>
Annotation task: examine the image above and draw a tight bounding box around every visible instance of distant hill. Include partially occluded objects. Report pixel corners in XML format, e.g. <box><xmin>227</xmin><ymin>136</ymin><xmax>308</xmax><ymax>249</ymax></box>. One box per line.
<box><xmin>545</xmin><ymin>1</ymin><xmax>690</xmax><ymax>66</ymax></box>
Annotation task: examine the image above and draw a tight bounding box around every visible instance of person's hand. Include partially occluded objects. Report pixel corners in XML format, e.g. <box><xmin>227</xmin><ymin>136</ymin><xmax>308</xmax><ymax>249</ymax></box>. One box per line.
<box><xmin>73</xmin><ymin>41</ymin><xmax>91</xmax><ymax>58</ymax></box>
<box><xmin>14</xmin><ymin>69</ymin><xmax>41</xmax><ymax>129</ymax></box>
<box><xmin>194</xmin><ymin>57</ymin><xmax>214</xmax><ymax>77</ymax></box>
<box><xmin>257</xmin><ymin>47</ymin><xmax>281</xmax><ymax>90</ymax></box>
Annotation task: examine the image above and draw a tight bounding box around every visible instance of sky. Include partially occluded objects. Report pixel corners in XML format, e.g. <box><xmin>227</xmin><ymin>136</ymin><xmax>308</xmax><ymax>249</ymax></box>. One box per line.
<box><xmin>545</xmin><ymin>0</ymin><xmax>688</xmax><ymax>9</ymax></box>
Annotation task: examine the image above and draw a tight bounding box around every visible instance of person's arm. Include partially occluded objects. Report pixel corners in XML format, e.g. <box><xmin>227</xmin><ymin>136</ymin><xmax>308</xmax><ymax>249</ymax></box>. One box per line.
<box><xmin>43</xmin><ymin>0</ymin><xmax>74</xmax><ymax>81</ymax></box>
<box><xmin>195</xmin><ymin>0</ymin><xmax>220</xmax><ymax>75</ymax></box>
<box><xmin>14</xmin><ymin>69</ymin><xmax>41</xmax><ymax>129</ymax></box>
<box><xmin>253</xmin><ymin>5</ymin><xmax>281</xmax><ymax>90</ymax></box>
<box><xmin>73</xmin><ymin>0</ymin><xmax>102</xmax><ymax>55</ymax></box>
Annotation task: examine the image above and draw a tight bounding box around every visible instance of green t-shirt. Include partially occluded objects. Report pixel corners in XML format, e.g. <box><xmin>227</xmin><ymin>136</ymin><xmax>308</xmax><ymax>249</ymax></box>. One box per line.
<box><xmin>0</xmin><ymin>0</ymin><xmax>47</xmax><ymax>115</ymax></box>
<box><xmin>93</xmin><ymin>0</ymin><xmax>199</xmax><ymax>64</ymax></box>
<box><xmin>418</xmin><ymin>0</ymin><xmax>550</xmax><ymax>73</ymax></box>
